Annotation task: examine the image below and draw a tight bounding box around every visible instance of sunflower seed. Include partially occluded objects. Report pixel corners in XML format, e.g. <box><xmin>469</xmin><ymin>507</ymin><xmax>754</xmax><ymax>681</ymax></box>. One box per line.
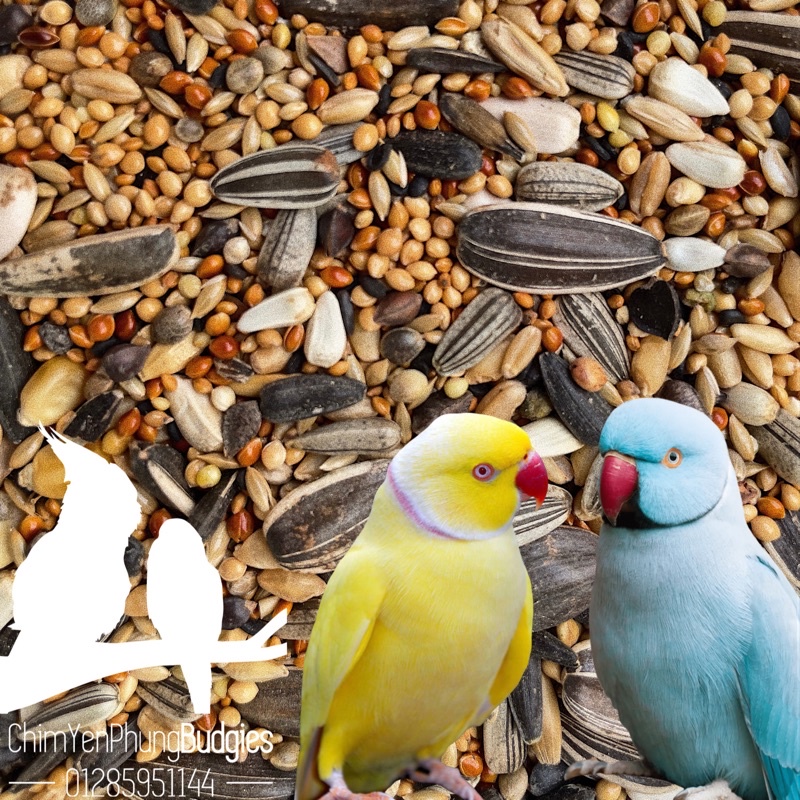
<box><xmin>515</xmin><ymin>162</ymin><xmax>623</xmax><ymax>211</ymax></box>
<box><xmin>0</xmin><ymin>225</ymin><xmax>178</xmax><ymax>297</ymax></box>
<box><xmin>481</xmin><ymin>17</ymin><xmax>568</xmax><ymax>97</ymax></box>
<box><xmin>747</xmin><ymin>409</ymin><xmax>800</xmax><ymax>486</ymax></box>
<box><xmin>63</xmin><ymin>390</ymin><xmax>124</xmax><ymax>441</ymax></box>
<box><xmin>276</xmin><ymin>0</ymin><xmax>458</xmax><ymax>31</ymax></box>
<box><xmin>647</xmin><ymin>57</ymin><xmax>730</xmax><ymax>117</ymax></box>
<box><xmin>411</xmin><ymin>390</ymin><xmax>475</xmax><ymax>434</ymax></box>
<box><xmin>210</xmin><ymin>146</ymin><xmax>340</xmax><ymax>209</ymax></box>
<box><xmin>553</xmin><ymin>294</ymin><xmax>629</xmax><ymax>384</ymax></box>
<box><xmin>663</xmin><ymin>236</ymin><xmax>726</xmax><ymax>272</ymax></box>
<box><xmin>432</xmin><ymin>288</ymin><xmax>522</xmax><ymax>376</ymax></box>
<box><xmin>521</xmin><ymin>526</ymin><xmax>597</xmax><ymax>630</ymax></box>
<box><xmin>439</xmin><ymin>92</ymin><xmax>524</xmax><ymax>160</ymax></box>
<box><xmin>765</xmin><ymin>511</ymin><xmax>800</xmax><ymax>590</ymax></box>
<box><xmin>286</xmin><ymin>418</ymin><xmax>401</xmax><ymax>455</ymax></box>
<box><xmin>553</xmin><ymin>51</ymin><xmax>635</xmax><ymax>100</ymax></box>
<box><xmin>390</xmin><ymin>129</ymin><xmax>483</xmax><ymax>180</ymax></box>
<box><xmin>485</xmin><ymin>699</ymin><xmax>526</xmax><ymax>774</ymax></box>
<box><xmin>223</xmin><ymin>400</ymin><xmax>261</xmax><ymax>457</ymax></box>
<box><xmin>137</xmin><ymin>678</ymin><xmax>201</xmax><ymax>723</ymax></box>
<box><xmin>266</xmin><ymin>460</ymin><xmax>389</xmax><ymax>571</ymax></box>
<box><xmin>627</xmin><ymin>278</ymin><xmax>681</xmax><ymax>340</ymax></box>
<box><xmin>237</xmin><ymin>667</ymin><xmax>303</xmax><ymax>738</ymax></box>
<box><xmin>513</xmin><ymin>485</ymin><xmax>573</xmax><ymax>545</ymax></box>
<box><xmin>257</xmin><ymin>209</ymin><xmax>317</xmax><ymax>291</ymax></box>
<box><xmin>720</xmin><ymin>11</ymin><xmax>800</xmax><ymax>84</ymax></box>
<box><xmin>129</xmin><ymin>442</ymin><xmax>195</xmax><ymax>515</ymax></box>
<box><xmin>238</xmin><ymin>287</ymin><xmax>316</xmax><ymax>334</ymax></box>
<box><xmin>0</xmin><ymin>164</ymin><xmax>37</xmax><ymax>260</ymax></box>
<box><xmin>164</xmin><ymin>376</ymin><xmax>223</xmax><ymax>453</ymax></box>
<box><xmin>259</xmin><ymin>375</ymin><xmax>366</xmax><ymax>423</ymax></box>
<box><xmin>457</xmin><ymin>202</ymin><xmax>664</xmax><ymax>294</ymax></box>
<box><xmin>20</xmin><ymin>684</ymin><xmax>120</xmax><ymax>740</ymax></box>
<box><xmin>188</xmin><ymin>469</ymin><xmax>241</xmax><ymax>541</ymax></box>
<box><xmin>0</xmin><ymin>296</ymin><xmax>36</xmax><ymax>444</ymax></box>
<box><xmin>509</xmin><ymin>656</ymin><xmax>543</xmax><ymax>744</ymax></box>
<box><xmin>523</xmin><ymin>418</ymin><xmax>584</xmax><ymax>459</ymax></box>
<box><xmin>406</xmin><ymin>46</ymin><xmax>504</xmax><ymax>73</ymax></box>
<box><xmin>759</xmin><ymin>143</ymin><xmax>798</xmax><ymax>198</ymax></box>
<box><xmin>665</xmin><ymin>138</ymin><xmax>748</xmax><ymax>189</ymax></box>
<box><xmin>540</xmin><ymin>353</ymin><xmax>613</xmax><ymax>446</ymax></box>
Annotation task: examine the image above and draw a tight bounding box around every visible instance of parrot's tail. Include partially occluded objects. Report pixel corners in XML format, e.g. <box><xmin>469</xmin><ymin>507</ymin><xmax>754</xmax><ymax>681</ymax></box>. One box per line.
<box><xmin>295</xmin><ymin>727</ymin><xmax>327</xmax><ymax>800</ymax></box>
<box><xmin>181</xmin><ymin>661</ymin><xmax>212</xmax><ymax>716</ymax></box>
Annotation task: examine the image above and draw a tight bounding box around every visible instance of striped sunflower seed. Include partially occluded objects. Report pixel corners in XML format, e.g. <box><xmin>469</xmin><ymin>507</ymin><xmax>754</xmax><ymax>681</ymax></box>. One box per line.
<box><xmin>210</xmin><ymin>145</ymin><xmax>340</xmax><ymax>209</ymax></box>
<box><xmin>432</xmin><ymin>287</ymin><xmax>523</xmax><ymax>376</ymax></box>
<box><xmin>513</xmin><ymin>485</ymin><xmax>573</xmax><ymax>545</ymax></box>
<box><xmin>456</xmin><ymin>202</ymin><xmax>664</xmax><ymax>294</ymax></box>
<box><xmin>553</xmin><ymin>50</ymin><xmax>635</xmax><ymax>100</ymax></box>
<box><xmin>720</xmin><ymin>11</ymin><xmax>800</xmax><ymax>84</ymax></box>
<box><xmin>286</xmin><ymin>418</ymin><xmax>402</xmax><ymax>455</ymax></box>
<box><xmin>20</xmin><ymin>683</ymin><xmax>120</xmax><ymax>740</ymax></box>
<box><xmin>552</xmin><ymin>293</ymin><xmax>630</xmax><ymax>383</ymax></box>
<box><xmin>515</xmin><ymin>162</ymin><xmax>623</xmax><ymax>211</ymax></box>
<box><xmin>257</xmin><ymin>209</ymin><xmax>317</xmax><ymax>291</ymax></box>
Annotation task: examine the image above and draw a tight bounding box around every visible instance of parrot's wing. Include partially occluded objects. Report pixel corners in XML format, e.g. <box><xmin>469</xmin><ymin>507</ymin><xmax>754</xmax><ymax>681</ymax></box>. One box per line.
<box><xmin>738</xmin><ymin>554</ymin><xmax>800</xmax><ymax>800</ymax></box>
<box><xmin>488</xmin><ymin>572</ymin><xmax>533</xmax><ymax>710</ymax></box>
<box><xmin>295</xmin><ymin>547</ymin><xmax>386</xmax><ymax>800</ymax></box>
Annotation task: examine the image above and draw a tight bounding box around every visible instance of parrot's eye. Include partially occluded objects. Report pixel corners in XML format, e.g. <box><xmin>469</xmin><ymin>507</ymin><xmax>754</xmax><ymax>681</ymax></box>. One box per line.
<box><xmin>662</xmin><ymin>448</ymin><xmax>682</xmax><ymax>468</ymax></box>
<box><xmin>472</xmin><ymin>463</ymin><xmax>496</xmax><ymax>482</ymax></box>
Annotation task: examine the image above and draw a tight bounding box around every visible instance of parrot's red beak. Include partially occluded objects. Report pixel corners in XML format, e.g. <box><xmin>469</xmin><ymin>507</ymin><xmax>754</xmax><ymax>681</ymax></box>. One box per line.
<box><xmin>515</xmin><ymin>451</ymin><xmax>548</xmax><ymax>507</ymax></box>
<box><xmin>600</xmin><ymin>452</ymin><xmax>639</xmax><ymax>525</ymax></box>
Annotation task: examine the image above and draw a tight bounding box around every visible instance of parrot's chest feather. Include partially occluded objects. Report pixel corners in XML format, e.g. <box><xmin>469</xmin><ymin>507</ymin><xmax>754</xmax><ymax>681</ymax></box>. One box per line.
<box><xmin>591</xmin><ymin>518</ymin><xmax>767</xmax><ymax>800</ymax></box>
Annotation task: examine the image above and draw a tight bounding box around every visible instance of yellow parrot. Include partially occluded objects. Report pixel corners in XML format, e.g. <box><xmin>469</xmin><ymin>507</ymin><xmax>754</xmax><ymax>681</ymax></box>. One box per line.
<box><xmin>295</xmin><ymin>413</ymin><xmax>548</xmax><ymax>800</ymax></box>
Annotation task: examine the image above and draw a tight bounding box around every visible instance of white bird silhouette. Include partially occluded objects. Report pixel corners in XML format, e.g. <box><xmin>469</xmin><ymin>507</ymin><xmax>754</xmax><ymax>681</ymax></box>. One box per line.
<box><xmin>147</xmin><ymin>518</ymin><xmax>223</xmax><ymax>714</ymax></box>
<box><xmin>12</xmin><ymin>430</ymin><xmax>141</xmax><ymax>649</ymax></box>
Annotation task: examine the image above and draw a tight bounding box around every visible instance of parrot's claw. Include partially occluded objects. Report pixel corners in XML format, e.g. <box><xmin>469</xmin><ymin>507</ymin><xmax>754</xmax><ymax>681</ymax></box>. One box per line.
<box><xmin>320</xmin><ymin>771</ymin><xmax>391</xmax><ymax>800</ymax></box>
<box><xmin>565</xmin><ymin>760</ymin><xmax>659</xmax><ymax>780</ymax></box>
<box><xmin>674</xmin><ymin>780</ymin><xmax>744</xmax><ymax>800</ymax></box>
<box><xmin>405</xmin><ymin>759</ymin><xmax>482</xmax><ymax>800</ymax></box>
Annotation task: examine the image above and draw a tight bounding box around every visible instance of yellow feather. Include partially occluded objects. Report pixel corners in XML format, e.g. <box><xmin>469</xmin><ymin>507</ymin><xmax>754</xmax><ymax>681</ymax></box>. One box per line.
<box><xmin>295</xmin><ymin>481</ymin><xmax>533</xmax><ymax>799</ymax></box>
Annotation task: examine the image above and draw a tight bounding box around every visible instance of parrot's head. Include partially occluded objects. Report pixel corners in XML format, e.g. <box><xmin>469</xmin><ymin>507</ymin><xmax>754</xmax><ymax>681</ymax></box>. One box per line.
<box><xmin>387</xmin><ymin>413</ymin><xmax>548</xmax><ymax>540</ymax></box>
<box><xmin>598</xmin><ymin>397</ymin><xmax>730</xmax><ymax>528</ymax></box>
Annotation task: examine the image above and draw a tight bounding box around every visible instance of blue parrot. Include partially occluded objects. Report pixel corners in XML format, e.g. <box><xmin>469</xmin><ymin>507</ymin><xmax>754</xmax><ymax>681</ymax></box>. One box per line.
<box><xmin>568</xmin><ymin>398</ymin><xmax>799</xmax><ymax>800</ymax></box>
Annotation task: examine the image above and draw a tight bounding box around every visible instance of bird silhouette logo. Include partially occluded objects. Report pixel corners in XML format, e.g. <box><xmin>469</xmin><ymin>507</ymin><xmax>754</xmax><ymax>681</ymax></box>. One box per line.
<box><xmin>1</xmin><ymin>428</ymin><xmax>287</xmax><ymax>715</ymax></box>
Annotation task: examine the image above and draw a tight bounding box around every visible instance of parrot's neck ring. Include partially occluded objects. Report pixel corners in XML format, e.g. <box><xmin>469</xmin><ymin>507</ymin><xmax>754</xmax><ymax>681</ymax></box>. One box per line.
<box><xmin>386</xmin><ymin>466</ymin><xmax>460</xmax><ymax>541</ymax></box>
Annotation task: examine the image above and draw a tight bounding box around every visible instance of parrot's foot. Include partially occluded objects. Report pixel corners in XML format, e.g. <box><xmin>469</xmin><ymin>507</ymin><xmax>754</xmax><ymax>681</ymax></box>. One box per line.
<box><xmin>319</xmin><ymin>771</ymin><xmax>391</xmax><ymax>800</ymax></box>
<box><xmin>565</xmin><ymin>760</ymin><xmax>659</xmax><ymax>780</ymax></box>
<box><xmin>675</xmin><ymin>780</ymin><xmax>743</xmax><ymax>800</ymax></box>
<box><xmin>405</xmin><ymin>759</ymin><xmax>481</xmax><ymax>800</ymax></box>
